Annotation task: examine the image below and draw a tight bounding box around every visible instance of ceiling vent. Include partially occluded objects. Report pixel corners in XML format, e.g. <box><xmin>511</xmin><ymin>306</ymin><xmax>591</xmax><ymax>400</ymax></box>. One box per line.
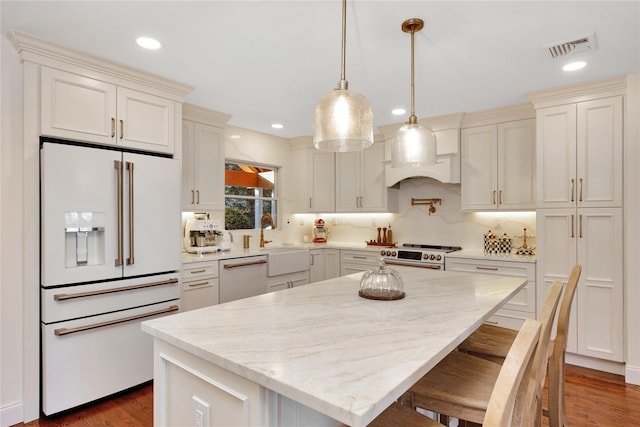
<box><xmin>545</xmin><ymin>32</ymin><xmax>597</xmax><ymax>58</ymax></box>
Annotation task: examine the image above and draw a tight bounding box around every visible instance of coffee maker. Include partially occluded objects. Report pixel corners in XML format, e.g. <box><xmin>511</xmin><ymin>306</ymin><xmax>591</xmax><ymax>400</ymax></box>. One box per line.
<box><xmin>184</xmin><ymin>217</ymin><xmax>221</xmax><ymax>254</ymax></box>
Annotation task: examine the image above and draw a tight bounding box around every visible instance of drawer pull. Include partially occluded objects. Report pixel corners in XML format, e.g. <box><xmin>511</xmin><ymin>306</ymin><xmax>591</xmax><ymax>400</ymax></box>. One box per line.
<box><xmin>484</xmin><ymin>320</ymin><xmax>499</xmax><ymax>325</ymax></box>
<box><xmin>189</xmin><ymin>269</ymin><xmax>206</xmax><ymax>274</ymax></box>
<box><xmin>476</xmin><ymin>266</ymin><xmax>499</xmax><ymax>271</ymax></box>
<box><xmin>53</xmin><ymin>278</ymin><xmax>179</xmax><ymax>301</ymax></box>
<box><xmin>223</xmin><ymin>259</ymin><xmax>267</xmax><ymax>269</ymax></box>
<box><xmin>54</xmin><ymin>305</ymin><xmax>179</xmax><ymax>336</ymax></box>
<box><xmin>352</xmin><ymin>256</ymin><xmax>368</xmax><ymax>260</ymax></box>
<box><xmin>188</xmin><ymin>281</ymin><xmax>210</xmax><ymax>288</ymax></box>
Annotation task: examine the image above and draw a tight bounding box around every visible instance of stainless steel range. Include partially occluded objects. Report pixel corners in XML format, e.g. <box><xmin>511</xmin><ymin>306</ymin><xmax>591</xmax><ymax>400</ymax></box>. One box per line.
<box><xmin>380</xmin><ymin>244</ymin><xmax>462</xmax><ymax>270</ymax></box>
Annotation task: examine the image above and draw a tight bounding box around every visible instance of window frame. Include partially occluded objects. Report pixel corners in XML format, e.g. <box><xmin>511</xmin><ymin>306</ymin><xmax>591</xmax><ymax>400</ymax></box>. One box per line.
<box><xmin>224</xmin><ymin>159</ymin><xmax>279</xmax><ymax>230</ymax></box>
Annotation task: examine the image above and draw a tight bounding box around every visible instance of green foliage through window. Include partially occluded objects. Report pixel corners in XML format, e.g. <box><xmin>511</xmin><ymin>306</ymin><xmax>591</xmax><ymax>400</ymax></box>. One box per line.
<box><xmin>224</xmin><ymin>162</ymin><xmax>277</xmax><ymax>230</ymax></box>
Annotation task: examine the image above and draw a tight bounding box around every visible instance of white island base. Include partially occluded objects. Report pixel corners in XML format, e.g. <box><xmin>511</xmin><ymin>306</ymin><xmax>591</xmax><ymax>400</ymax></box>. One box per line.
<box><xmin>154</xmin><ymin>339</ymin><xmax>344</xmax><ymax>426</ymax></box>
<box><xmin>143</xmin><ymin>267</ymin><xmax>525</xmax><ymax>427</ymax></box>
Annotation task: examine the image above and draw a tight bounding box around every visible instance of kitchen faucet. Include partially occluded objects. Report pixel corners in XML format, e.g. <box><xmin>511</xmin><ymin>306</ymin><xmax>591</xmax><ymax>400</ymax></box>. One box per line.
<box><xmin>260</xmin><ymin>213</ymin><xmax>276</xmax><ymax>248</ymax></box>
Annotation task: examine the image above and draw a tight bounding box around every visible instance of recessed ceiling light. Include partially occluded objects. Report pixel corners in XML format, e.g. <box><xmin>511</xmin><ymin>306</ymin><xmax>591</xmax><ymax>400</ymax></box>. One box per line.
<box><xmin>230</xmin><ymin>134</ymin><xmax>241</xmax><ymax>139</ymax></box>
<box><xmin>136</xmin><ymin>37</ymin><xmax>161</xmax><ymax>50</ymax></box>
<box><xmin>271</xmin><ymin>123</ymin><xmax>284</xmax><ymax>129</ymax></box>
<box><xmin>562</xmin><ymin>61</ymin><xmax>586</xmax><ymax>71</ymax></box>
<box><xmin>392</xmin><ymin>108</ymin><xmax>407</xmax><ymax>116</ymax></box>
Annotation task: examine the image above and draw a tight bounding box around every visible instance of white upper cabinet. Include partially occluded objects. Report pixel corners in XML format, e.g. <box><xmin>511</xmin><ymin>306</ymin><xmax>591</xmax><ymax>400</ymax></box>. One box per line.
<box><xmin>182</xmin><ymin>121</ymin><xmax>225</xmax><ymax>211</ymax></box>
<box><xmin>41</xmin><ymin>67</ymin><xmax>177</xmax><ymax>154</ymax></box>
<box><xmin>291</xmin><ymin>139</ymin><xmax>335</xmax><ymax>213</ymax></box>
<box><xmin>336</xmin><ymin>141</ymin><xmax>397</xmax><ymax>212</ymax></box>
<box><xmin>536</xmin><ymin>96</ymin><xmax>622</xmax><ymax>208</ymax></box>
<box><xmin>461</xmin><ymin>118</ymin><xmax>536</xmax><ymax>211</ymax></box>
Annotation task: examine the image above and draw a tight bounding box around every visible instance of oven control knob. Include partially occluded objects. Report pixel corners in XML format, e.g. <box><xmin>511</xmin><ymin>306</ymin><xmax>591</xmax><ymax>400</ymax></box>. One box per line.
<box><xmin>436</xmin><ymin>254</ymin><xmax>442</xmax><ymax>261</ymax></box>
<box><xmin>429</xmin><ymin>254</ymin><xmax>436</xmax><ymax>260</ymax></box>
<box><xmin>423</xmin><ymin>254</ymin><xmax>429</xmax><ymax>260</ymax></box>
<box><xmin>380</xmin><ymin>250</ymin><xmax>386</xmax><ymax>256</ymax></box>
<box><xmin>383</xmin><ymin>251</ymin><xmax>389</xmax><ymax>256</ymax></box>
<box><xmin>391</xmin><ymin>251</ymin><xmax>396</xmax><ymax>256</ymax></box>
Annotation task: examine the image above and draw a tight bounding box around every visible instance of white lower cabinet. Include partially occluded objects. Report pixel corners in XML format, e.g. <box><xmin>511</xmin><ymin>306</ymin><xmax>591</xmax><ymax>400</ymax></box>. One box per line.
<box><xmin>181</xmin><ymin>260</ymin><xmax>219</xmax><ymax>311</ymax></box>
<box><xmin>340</xmin><ymin>250</ymin><xmax>378</xmax><ymax>276</ymax></box>
<box><xmin>537</xmin><ymin>207</ymin><xmax>623</xmax><ymax>362</ymax></box>
<box><xmin>267</xmin><ymin>270</ymin><xmax>310</xmax><ymax>293</ymax></box>
<box><xmin>309</xmin><ymin>248</ymin><xmax>341</xmax><ymax>283</ymax></box>
<box><xmin>445</xmin><ymin>257</ymin><xmax>536</xmax><ymax>330</ymax></box>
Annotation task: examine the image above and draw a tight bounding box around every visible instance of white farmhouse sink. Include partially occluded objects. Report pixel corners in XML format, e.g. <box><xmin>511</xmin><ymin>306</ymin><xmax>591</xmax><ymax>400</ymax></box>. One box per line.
<box><xmin>264</xmin><ymin>248</ymin><xmax>310</xmax><ymax>276</ymax></box>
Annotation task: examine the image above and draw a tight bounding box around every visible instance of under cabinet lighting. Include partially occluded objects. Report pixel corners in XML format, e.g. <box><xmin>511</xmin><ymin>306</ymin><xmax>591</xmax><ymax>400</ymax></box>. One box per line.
<box><xmin>271</xmin><ymin>123</ymin><xmax>284</xmax><ymax>129</ymax></box>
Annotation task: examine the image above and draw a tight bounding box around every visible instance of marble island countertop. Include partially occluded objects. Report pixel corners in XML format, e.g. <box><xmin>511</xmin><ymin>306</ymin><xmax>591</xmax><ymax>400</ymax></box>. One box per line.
<box><xmin>142</xmin><ymin>266</ymin><xmax>527</xmax><ymax>426</ymax></box>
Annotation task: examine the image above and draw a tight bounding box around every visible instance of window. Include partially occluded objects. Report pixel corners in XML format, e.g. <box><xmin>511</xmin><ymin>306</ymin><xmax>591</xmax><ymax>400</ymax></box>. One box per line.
<box><xmin>224</xmin><ymin>161</ymin><xmax>277</xmax><ymax>230</ymax></box>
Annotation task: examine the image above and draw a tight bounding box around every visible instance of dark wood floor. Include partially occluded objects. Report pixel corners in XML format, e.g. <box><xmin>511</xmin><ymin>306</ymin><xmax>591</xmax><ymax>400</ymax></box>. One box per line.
<box><xmin>15</xmin><ymin>365</ymin><xmax>640</xmax><ymax>426</ymax></box>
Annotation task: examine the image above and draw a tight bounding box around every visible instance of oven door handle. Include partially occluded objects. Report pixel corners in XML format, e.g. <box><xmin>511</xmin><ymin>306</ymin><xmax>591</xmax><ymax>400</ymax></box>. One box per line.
<box><xmin>384</xmin><ymin>259</ymin><xmax>442</xmax><ymax>270</ymax></box>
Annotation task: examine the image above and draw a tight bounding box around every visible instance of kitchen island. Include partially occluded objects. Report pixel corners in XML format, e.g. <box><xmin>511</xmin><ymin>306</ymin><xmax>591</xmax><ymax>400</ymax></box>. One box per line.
<box><xmin>142</xmin><ymin>266</ymin><xmax>526</xmax><ymax>427</ymax></box>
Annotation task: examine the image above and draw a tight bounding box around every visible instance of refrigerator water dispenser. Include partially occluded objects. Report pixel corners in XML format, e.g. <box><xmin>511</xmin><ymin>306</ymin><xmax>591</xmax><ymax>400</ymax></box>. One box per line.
<box><xmin>64</xmin><ymin>212</ymin><xmax>106</xmax><ymax>267</ymax></box>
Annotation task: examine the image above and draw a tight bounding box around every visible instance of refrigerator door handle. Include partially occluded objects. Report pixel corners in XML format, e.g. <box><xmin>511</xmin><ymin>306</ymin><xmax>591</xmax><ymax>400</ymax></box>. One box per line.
<box><xmin>114</xmin><ymin>160</ymin><xmax>124</xmax><ymax>267</ymax></box>
<box><xmin>126</xmin><ymin>162</ymin><xmax>135</xmax><ymax>265</ymax></box>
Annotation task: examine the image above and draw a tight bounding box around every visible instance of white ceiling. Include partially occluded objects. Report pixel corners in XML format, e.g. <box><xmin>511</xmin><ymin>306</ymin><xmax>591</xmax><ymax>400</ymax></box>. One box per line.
<box><xmin>2</xmin><ymin>1</ymin><xmax>639</xmax><ymax>139</ymax></box>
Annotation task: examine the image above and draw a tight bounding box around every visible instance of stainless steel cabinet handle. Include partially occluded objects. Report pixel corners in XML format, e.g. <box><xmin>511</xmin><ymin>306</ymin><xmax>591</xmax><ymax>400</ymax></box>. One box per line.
<box><xmin>310</xmin><ymin>254</ymin><xmax>315</xmax><ymax>266</ymax></box>
<box><xmin>223</xmin><ymin>259</ymin><xmax>267</xmax><ymax>269</ymax></box>
<box><xmin>492</xmin><ymin>190</ymin><xmax>496</xmax><ymax>205</ymax></box>
<box><xmin>189</xmin><ymin>281</ymin><xmax>210</xmax><ymax>288</ymax></box>
<box><xmin>111</xmin><ymin>118</ymin><xmax>116</xmax><ymax>138</ymax></box>
<box><xmin>126</xmin><ymin>161</ymin><xmax>135</xmax><ymax>265</ymax></box>
<box><xmin>353</xmin><ymin>256</ymin><xmax>367</xmax><ymax>260</ymax></box>
<box><xmin>53</xmin><ymin>278</ymin><xmax>179</xmax><ymax>301</ymax></box>
<box><xmin>571</xmin><ymin>179</ymin><xmax>575</xmax><ymax>202</ymax></box>
<box><xmin>54</xmin><ymin>305</ymin><xmax>179</xmax><ymax>336</ymax></box>
<box><xmin>189</xmin><ymin>269</ymin><xmax>206</xmax><ymax>274</ymax></box>
<box><xmin>196</xmin><ymin>190</ymin><xmax>200</xmax><ymax>204</ymax></box>
<box><xmin>119</xmin><ymin>119</ymin><xmax>124</xmax><ymax>140</ymax></box>
<box><xmin>309</xmin><ymin>197</ymin><xmax>312</xmax><ymax>209</ymax></box>
<box><xmin>114</xmin><ymin>160</ymin><xmax>124</xmax><ymax>267</ymax></box>
<box><xmin>191</xmin><ymin>189</ymin><xmax>195</xmax><ymax>204</ymax></box>
<box><xmin>484</xmin><ymin>320</ymin><xmax>499</xmax><ymax>325</ymax></box>
<box><xmin>476</xmin><ymin>266</ymin><xmax>499</xmax><ymax>271</ymax></box>
<box><xmin>499</xmin><ymin>190</ymin><xmax>503</xmax><ymax>205</ymax></box>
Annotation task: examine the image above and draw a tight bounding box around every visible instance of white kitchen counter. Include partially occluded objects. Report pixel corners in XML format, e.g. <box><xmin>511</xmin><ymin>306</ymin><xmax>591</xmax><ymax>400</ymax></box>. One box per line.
<box><xmin>142</xmin><ymin>266</ymin><xmax>526</xmax><ymax>427</ymax></box>
<box><xmin>447</xmin><ymin>249</ymin><xmax>536</xmax><ymax>263</ymax></box>
<box><xmin>181</xmin><ymin>242</ymin><xmax>387</xmax><ymax>264</ymax></box>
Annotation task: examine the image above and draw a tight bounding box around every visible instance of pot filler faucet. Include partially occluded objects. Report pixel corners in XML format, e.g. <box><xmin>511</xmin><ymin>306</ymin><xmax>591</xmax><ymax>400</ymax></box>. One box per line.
<box><xmin>260</xmin><ymin>213</ymin><xmax>276</xmax><ymax>248</ymax></box>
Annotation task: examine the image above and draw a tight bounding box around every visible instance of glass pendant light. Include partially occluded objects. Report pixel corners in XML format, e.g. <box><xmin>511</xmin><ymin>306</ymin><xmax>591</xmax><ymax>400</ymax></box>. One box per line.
<box><xmin>391</xmin><ymin>18</ymin><xmax>437</xmax><ymax>167</ymax></box>
<box><xmin>313</xmin><ymin>0</ymin><xmax>373</xmax><ymax>152</ymax></box>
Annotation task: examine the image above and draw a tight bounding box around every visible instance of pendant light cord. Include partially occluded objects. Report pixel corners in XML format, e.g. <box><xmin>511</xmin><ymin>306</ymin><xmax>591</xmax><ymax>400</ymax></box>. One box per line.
<box><xmin>339</xmin><ymin>0</ymin><xmax>348</xmax><ymax>89</ymax></box>
<box><xmin>409</xmin><ymin>26</ymin><xmax>416</xmax><ymax>123</ymax></box>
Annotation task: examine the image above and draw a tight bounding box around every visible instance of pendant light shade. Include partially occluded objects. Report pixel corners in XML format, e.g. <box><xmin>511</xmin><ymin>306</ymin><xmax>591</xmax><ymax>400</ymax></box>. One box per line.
<box><xmin>313</xmin><ymin>0</ymin><xmax>373</xmax><ymax>152</ymax></box>
<box><xmin>391</xmin><ymin>18</ymin><xmax>437</xmax><ymax>167</ymax></box>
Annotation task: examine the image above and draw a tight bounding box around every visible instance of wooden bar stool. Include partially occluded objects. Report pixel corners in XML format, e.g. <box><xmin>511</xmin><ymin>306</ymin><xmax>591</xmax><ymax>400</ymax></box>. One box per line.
<box><xmin>403</xmin><ymin>280</ymin><xmax>564</xmax><ymax>426</ymax></box>
<box><xmin>458</xmin><ymin>265</ymin><xmax>581</xmax><ymax>427</ymax></box>
<box><xmin>368</xmin><ymin>318</ymin><xmax>542</xmax><ymax>427</ymax></box>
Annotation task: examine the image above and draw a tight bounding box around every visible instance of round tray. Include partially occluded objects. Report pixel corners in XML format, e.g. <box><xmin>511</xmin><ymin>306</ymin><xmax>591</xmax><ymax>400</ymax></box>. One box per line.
<box><xmin>358</xmin><ymin>289</ymin><xmax>405</xmax><ymax>301</ymax></box>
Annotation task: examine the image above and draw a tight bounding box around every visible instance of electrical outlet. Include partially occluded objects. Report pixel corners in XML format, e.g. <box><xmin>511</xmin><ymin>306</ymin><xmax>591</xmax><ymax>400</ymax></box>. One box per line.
<box><xmin>192</xmin><ymin>395</ymin><xmax>210</xmax><ymax>427</ymax></box>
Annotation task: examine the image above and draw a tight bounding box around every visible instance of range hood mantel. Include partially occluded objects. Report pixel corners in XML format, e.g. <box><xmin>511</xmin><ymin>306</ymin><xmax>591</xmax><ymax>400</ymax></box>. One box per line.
<box><xmin>379</xmin><ymin>112</ymin><xmax>464</xmax><ymax>186</ymax></box>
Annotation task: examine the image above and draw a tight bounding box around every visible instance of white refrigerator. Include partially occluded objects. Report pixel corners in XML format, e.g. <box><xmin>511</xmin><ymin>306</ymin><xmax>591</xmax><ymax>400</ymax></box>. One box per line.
<box><xmin>40</xmin><ymin>141</ymin><xmax>182</xmax><ymax>415</ymax></box>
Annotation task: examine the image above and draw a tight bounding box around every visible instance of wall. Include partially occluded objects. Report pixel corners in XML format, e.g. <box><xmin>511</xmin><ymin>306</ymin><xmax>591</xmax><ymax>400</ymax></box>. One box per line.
<box><xmin>288</xmin><ymin>178</ymin><xmax>536</xmax><ymax>251</ymax></box>
<box><xmin>0</xmin><ymin>33</ymin><xmax>25</xmax><ymax>427</ymax></box>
